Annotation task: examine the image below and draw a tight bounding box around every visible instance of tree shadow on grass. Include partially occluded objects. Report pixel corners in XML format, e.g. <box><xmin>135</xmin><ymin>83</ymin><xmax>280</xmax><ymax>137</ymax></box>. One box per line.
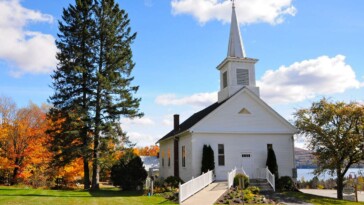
<box><xmin>157</xmin><ymin>199</ymin><xmax>177</xmax><ymax>204</ymax></box>
<box><xmin>0</xmin><ymin>187</ymin><xmax>143</xmax><ymax>198</ymax></box>
<box><xmin>88</xmin><ymin>189</ymin><xmax>143</xmax><ymax>197</ymax></box>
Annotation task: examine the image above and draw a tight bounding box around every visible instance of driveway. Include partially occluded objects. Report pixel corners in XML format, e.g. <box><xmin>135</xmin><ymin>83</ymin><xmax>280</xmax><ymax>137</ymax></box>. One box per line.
<box><xmin>300</xmin><ymin>189</ymin><xmax>364</xmax><ymax>202</ymax></box>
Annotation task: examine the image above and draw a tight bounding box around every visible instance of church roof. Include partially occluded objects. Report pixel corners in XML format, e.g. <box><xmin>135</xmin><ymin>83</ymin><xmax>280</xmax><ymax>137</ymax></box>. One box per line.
<box><xmin>156</xmin><ymin>101</ymin><xmax>225</xmax><ymax>143</ymax></box>
<box><xmin>157</xmin><ymin>86</ymin><xmax>297</xmax><ymax>144</ymax></box>
<box><xmin>227</xmin><ymin>2</ymin><xmax>245</xmax><ymax>58</ymax></box>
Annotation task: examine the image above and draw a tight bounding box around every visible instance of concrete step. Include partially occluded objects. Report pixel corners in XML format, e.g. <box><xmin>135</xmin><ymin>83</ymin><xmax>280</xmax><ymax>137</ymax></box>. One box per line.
<box><xmin>249</xmin><ymin>179</ymin><xmax>274</xmax><ymax>192</ymax></box>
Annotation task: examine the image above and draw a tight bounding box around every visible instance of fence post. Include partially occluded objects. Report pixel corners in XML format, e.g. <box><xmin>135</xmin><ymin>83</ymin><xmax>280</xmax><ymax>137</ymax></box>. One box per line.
<box><xmin>179</xmin><ymin>182</ymin><xmax>181</xmax><ymax>204</ymax></box>
<box><xmin>151</xmin><ymin>180</ymin><xmax>154</xmax><ymax>196</ymax></box>
<box><xmin>273</xmin><ymin>175</ymin><xmax>275</xmax><ymax>191</ymax></box>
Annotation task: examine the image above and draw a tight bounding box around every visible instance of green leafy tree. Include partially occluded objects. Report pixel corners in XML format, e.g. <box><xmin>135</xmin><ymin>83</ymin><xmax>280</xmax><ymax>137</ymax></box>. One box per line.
<box><xmin>201</xmin><ymin>145</ymin><xmax>215</xmax><ymax>174</ymax></box>
<box><xmin>294</xmin><ymin>98</ymin><xmax>364</xmax><ymax>199</ymax></box>
<box><xmin>266</xmin><ymin>146</ymin><xmax>279</xmax><ymax>180</ymax></box>
<box><xmin>48</xmin><ymin>0</ymin><xmax>95</xmax><ymax>189</ymax></box>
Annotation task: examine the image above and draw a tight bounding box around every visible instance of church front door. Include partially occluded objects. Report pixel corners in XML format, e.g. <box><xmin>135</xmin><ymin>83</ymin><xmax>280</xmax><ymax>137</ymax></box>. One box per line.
<box><xmin>241</xmin><ymin>152</ymin><xmax>253</xmax><ymax>177</ymax></box>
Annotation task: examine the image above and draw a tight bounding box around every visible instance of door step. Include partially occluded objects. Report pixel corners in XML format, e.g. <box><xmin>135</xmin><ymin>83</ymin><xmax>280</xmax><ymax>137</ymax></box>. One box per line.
<box><xmin>249</xmin><ymin>179</ymin><xmax>274</xmax><ymax>192</ymax></box>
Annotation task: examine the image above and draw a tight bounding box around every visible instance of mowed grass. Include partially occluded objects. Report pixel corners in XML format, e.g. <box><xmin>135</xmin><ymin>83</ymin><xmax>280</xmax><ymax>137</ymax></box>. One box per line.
<box><xmin>283</xmin><ymin>191</ymin><xmax>364</xmax><ymax>205</ymax></box>
<box><xmin>0</xmin><ymin>186</ymin><xmax>176</xmax><ymax>205</ymax></box>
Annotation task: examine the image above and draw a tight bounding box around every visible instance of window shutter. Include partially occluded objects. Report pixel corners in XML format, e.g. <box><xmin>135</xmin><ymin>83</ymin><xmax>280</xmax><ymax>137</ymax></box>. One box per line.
<box><xmin>237</xmin><ymin>69</ymin><xmax>249</xmax><ymax>85</ymax></box>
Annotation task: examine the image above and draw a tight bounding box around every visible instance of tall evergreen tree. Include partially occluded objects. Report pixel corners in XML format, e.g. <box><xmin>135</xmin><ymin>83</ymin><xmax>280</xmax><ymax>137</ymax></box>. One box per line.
<box><xmin>266</xmin><ymin>146</ymin><xmax>279</xmax><ymax>180</ymax></box>
<box><xmin>48</xmin><ymin>0</ymin><xmax>95</xmax><ymax>190</ymax></box>
<box><xmin>201</xmin><ymin>145</ymin><xmax>215</xmax><ymax>174</ymax></box>
<box><xmin>90</xmin><ymin>0</ymin><xmax>142</xmax><ymax>189</ymax></box>
<box><xmin>49</xmin><ymin>0</ymin><xmax>141</xmax><ymax>190</ymax></box>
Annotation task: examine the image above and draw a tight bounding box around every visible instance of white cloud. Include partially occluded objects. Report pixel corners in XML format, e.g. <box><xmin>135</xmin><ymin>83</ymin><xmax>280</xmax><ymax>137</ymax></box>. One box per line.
<box><xmin>128</xmin><ymin>131</ymin><xmax>158</xmax><ymax>147</ymax></box>
<box><xmin>121</xmin><ymin>116</ymin><xmax>155</xmax><ymax>126</ymax></box>
<box><xmin>171</xmin><ymin>0</ymin><xmax>296</xmax><ymax>25</ymax></box>
<box><xmin>162</xmin><ymin>116</ymin><xmax>174</xmax><ymax>127</ymax></box>
<box><xmin>294</xmin><ymin>134</ymin><xmax>309</xmax><ymax>149</ymax></box>
<box><xmin>155</xmin><ymin>92</ymin><xmax>217</xmax><ymax>107</ymax></box>
<box><xmin>0</xmin><ymin>0</ymin><xmax>57</xmax><ymax>77</ymax></box>
<box><xmin>258</xmin><ymin>55</ymin><xmax>362</xmax><ymax>104</ymax></box>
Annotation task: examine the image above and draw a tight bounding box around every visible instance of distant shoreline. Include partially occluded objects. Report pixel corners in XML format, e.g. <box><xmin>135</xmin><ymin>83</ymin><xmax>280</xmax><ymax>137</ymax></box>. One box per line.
<box><xmin>296</xmin><ymin>165</ymin><xmax>364</xmax><ymax>169</ymax></box>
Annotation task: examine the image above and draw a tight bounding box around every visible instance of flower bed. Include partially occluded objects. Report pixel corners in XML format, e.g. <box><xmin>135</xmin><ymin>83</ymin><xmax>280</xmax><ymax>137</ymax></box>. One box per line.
<box><xmin>215</xmin><ymin>187</ymin><xmax>281</xmax><ymax>204</ymax></box>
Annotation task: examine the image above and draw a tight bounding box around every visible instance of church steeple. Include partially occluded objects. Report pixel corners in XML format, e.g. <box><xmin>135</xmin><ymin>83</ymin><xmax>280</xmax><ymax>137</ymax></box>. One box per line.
<box><xmin>217</xmin><ymin>1</ymin><xmax>259</xmax><ymax>103</ymax></box>
<box><xmin>227</xmin><ymin>1</ymin><xmax>245</xmax><ymax>58</ymax></box>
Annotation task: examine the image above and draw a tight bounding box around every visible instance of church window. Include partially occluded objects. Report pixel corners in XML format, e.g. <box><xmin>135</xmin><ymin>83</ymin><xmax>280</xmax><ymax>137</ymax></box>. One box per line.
<box><xmin>218</xmin><ymin>144</ymin><xmax>225</xmax><ymax>166</ymax></box>
<box><xmin>222</xmin><ymin>71</ymin><xmax>228</xmax><ymax>88</ymax></box>
<box><xmin>237</xmin><ymin>69</ymin><xmax>249</xmax><ymax>85</ymax></box>
<box><xmin>161</xmin><ymin>151</ymin><xmax>165</xmax><ymax>167</ymax></box>
<box><xmin>241</xmin><ymin>154</ymin><xmax>251</xmax><ymax>158</ymax></box>
<box><xmin>182</xmin><ymin>146</ymin><xmax>186</xmax><ymax>167</ymax></box>
<box><xmin>168</xmin><ymin>148</ymin><xmax>171</xmax><ymax>167</ymax></box>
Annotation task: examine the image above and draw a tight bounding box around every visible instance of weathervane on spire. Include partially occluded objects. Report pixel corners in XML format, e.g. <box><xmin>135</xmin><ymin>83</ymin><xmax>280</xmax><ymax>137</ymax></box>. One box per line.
<box><xmin>231</xmin><ymin>0</ymin><xmax>235</xmax><ymax>8</ymax></box>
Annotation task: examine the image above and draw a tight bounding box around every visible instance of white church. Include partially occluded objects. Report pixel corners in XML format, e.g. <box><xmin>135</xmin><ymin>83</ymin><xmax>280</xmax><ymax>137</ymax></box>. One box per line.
<box><xmin>157</xmin><ymin>3</ymin><xmax>297</xmax><ymax>182</ymax></box>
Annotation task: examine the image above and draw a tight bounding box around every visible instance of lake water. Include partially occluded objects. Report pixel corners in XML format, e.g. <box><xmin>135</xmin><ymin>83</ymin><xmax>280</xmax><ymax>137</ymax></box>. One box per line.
<box><xmin>297</xmin><ymin>168</ymin><xmax>364</xmax><ymax>181</ymax></box>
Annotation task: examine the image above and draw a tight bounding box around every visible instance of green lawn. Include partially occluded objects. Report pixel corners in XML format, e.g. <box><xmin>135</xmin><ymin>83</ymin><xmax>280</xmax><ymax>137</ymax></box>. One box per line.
<box><xmin>283</xmin><ymin>191</ymin><xmax>364</xmax><ymax>205</ymax></box>
<box><xmin>0</xmin><ymin>186</ymin><xmax>176</xmax><ymax>205</ymax></box>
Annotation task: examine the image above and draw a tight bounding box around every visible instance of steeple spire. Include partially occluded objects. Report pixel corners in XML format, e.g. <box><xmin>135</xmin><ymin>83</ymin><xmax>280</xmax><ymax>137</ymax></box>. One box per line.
<box><xmin>227</xmin><ymin>0</ymin><xmax>246</xmax><ymax>58</ymax></box>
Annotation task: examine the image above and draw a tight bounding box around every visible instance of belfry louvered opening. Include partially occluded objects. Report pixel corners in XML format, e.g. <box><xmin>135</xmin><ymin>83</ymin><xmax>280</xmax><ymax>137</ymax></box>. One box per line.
<box><xmin>237</xmin><ymin>68</ymin><xmax>249</xmax><ymax>85</ymax></box>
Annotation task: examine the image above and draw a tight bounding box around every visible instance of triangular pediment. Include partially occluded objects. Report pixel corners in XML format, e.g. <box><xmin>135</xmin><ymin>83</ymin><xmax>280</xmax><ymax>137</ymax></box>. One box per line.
<box><xmin>238</xmin><ymin>107</ymin><xmax>251</xmax><ymax>114</ymax></box>
<box><xmin>191</xmin><ymin>87</ymin><xmax>296</xmax><ymax>134</ymax></box>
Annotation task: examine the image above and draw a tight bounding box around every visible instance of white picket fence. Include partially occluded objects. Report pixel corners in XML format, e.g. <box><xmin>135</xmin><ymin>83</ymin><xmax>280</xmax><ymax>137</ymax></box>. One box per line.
<box><xmin>179</xmin><ymin>170</ymin><xmax>214</xmax><ymax>203</ymax></box>
<box><xmin>227</xmin><ymin>167</ymin><xmax>237</xmax><ymax>189</ymax></box>
<box><xmin>265</xmin><ymin>167</ymin><xmax>275</xmax><ymax>191</ymax></box>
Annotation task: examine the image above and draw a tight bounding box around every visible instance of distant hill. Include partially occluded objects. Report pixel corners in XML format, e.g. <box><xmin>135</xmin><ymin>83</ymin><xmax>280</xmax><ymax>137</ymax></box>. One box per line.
<box><xmin>294</xmin><ymin>147</ymin><xmax>316</xmax><ymax>168</ymax></box>
<box><xmin>294</xmin><ymin>147</ymin><xmax>364</xmax><ymax>168</ymax></box>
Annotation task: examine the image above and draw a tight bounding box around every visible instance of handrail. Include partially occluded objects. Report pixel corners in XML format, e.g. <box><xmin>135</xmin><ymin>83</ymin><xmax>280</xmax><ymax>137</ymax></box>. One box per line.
<box><xmin>240</xmin><ymin>165</ymin><xmax>248</xmax><ymax>177</ymax></box>
<box><xmin>265</xmin><ymin>167</ymin><xmax>275</xmax><ymax>191</ymax></box>
<box><xmin>179</xmin><ymin>170</ymin><xmax>214</xmax><ymax>203</ymax></box>
<box><xmin>227</xmin><ymin>167</ymin><xmax>237</xmax><ymax>189</ymax></box>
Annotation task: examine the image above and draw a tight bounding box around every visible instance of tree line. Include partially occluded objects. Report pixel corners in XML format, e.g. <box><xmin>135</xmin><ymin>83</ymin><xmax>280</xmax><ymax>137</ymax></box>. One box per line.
<box><xmin>0</xmin><ymin>96</ymin><xmax>158</xmax><ymax>188</ymax></box>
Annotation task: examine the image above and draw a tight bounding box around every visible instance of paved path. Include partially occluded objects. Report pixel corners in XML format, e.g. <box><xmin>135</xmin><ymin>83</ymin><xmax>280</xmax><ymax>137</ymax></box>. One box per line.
<box><xmin>181</xmin><ymin>181</ymin><xmax>228</xmax><ymax>205</ymax></box>
<box><xmin>262</xmin><ymin>192</ymin><xmax>313</xmax><ymax>205</ymax></box>
<box><xmin>300</xmin><ymin>189</ymin><xmax>364</xmax><ymax>202</ymax></box>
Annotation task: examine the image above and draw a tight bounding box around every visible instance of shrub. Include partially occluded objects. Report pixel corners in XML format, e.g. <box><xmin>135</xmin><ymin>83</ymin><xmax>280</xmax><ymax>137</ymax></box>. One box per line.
<box><xmin>266</xmin><ymin>146</ymin><xmax>279</xmax><ymax>180</ymax></box>
<box><xmin>246</xmin><ymin>186</ymin><xmax>260</xmax><ymax>194</ymax></box>
<box><xmin>201</xmin><ymin>145</ymin><xmax>215</xmax><ymax>174</ymax></box>
<box><xmin>111</xmin><ymin>149</ymin><xmax>148</xmax><ymax>191</ymax></box>
<box><xmin>233</xmin><ymin>173</ymin><xmax>249</xmax><ymax>188</ymax></box>
<box><xmin>276</xmin><ymin>176</ymin><xmax>297</xmax><ymax>191</ymax></box>
<box><xmin>164</xmin><ymin>176</ymin><xmax>184</xmax><ymax>188</ymax></box>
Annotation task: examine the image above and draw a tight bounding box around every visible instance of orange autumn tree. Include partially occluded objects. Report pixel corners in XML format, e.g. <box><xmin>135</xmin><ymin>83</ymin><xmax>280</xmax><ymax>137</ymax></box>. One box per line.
<box><xmin>55</xmin><ymin>157</ymin><xmax>84</xmax><ymax>186</ymax></box>
<box><xmin>133</xmin><ymin>145</ymin><xmax>159</xmax><ymax>156</ymax></box>
<box><xmin>0</xmin><ymin>96</ymin><xmax>52</xmax><ymax>186</ymax></box>
<box><xmin>0</xmin><ymin>96</ymin><xmax>17</xmax><ymax>182</ymax></box>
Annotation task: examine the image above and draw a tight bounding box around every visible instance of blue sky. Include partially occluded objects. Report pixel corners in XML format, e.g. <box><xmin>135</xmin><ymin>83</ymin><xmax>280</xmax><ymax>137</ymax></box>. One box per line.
<box><xmin>0</xmin><ymin>0</ymin><xmax>363</xmax><ymax>148</ymax></box>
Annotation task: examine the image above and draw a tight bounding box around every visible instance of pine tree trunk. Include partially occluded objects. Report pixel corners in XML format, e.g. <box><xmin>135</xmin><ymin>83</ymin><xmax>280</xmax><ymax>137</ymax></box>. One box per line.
<box><xmin>91</xmin><ymin>138</ymin><xmax>99</xmax><ymax>190</ymax></box>
<box><xmin>83</xmin><ymin>157</ymin><xmax>90</xmax><ymax>189</ymax></box>
<box><xmin>91</xmin><ymin>81</ymin><xmax>101</xmax><ymax>190</ymax></box>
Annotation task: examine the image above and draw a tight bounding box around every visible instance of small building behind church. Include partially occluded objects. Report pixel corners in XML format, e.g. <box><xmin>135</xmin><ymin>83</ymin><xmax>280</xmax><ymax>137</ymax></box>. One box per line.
<box><xmin>157</xmin><ymin>4</ymin><xmax>297</xmax><ymax>182</ymax></box>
